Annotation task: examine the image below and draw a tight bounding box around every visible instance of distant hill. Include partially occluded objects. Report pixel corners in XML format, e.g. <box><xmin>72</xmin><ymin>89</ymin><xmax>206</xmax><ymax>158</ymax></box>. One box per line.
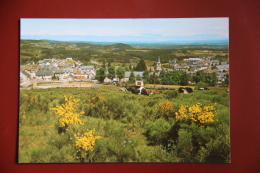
<box><xmin>105</xmin><ymin>43</ymin><xmax>133</xmax><ymax>50</ymax></box>
<box><xmin>21</xmin><ymin>40</ymin><xmax>51</xmax><ymax>44</ymax></box>
<box><xmin>20</xmin><ymin>39</ymin><xmax>228</xmax><ymax>50</ymax></box>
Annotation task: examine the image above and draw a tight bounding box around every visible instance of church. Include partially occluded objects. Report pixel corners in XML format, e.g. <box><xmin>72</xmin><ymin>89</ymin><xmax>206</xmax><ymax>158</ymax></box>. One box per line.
<box><xmin>154</xmin><ymin>57</ymin><xmax>162</xmax><ymax>72</ymax></box>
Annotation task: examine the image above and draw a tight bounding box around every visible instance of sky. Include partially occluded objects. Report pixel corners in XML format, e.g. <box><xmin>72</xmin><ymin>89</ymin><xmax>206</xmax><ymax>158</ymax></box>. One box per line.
<box><xmin>20</xmin><ymin>18</ymin><xmax>229</xmax><ymax>42</ymax></box>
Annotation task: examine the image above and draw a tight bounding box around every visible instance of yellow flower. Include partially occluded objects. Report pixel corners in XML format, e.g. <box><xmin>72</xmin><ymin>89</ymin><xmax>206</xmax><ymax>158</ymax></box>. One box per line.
<box><xmin>176</xmin><ymin>103</ymin><xmax>217</xmax><ymax>128</ymax></box>
<box><xmin>176</xmin><ymin>105</ymin><xmax>187</xmax><ymax>121</ymax></box>
<box><xmin>75</xmin><ymin>129</ymin><xmax>101</xmax><ymax>152</ymax></box>
<box><xmin>157</xmin><ymin>101</ymin><xmax>175</xmax><ymax>119</ymax></box>
<box><xmin>50</xmin><ymin>96</ymin><xmax>84</xmax><ymax>129</ymax></box>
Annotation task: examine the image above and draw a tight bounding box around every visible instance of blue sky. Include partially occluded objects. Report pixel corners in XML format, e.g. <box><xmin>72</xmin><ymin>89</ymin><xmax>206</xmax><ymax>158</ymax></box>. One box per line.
<box><xmin>21</xmin><ymin>18</ymin><xmax>229</xmax><ymax>42</ymax></box>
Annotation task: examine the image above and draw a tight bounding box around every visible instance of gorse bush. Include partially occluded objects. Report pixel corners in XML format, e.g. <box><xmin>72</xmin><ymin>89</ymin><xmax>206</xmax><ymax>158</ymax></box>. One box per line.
<box><xmin>157</xmin><ymin>101</ymin><xmax>175</xmax><ymax>120</ymax></box>
<box><xmin>176</xmin><ymin>103</ymin><xmax>217</xmax><ymax>128</ymax></box>
<box><xmin>19</xmin><ymin>86</ymin><xmax>230</xmax><ymax>163</ymax></box>
<box><xmin>74</xmin><ymin>129</ymin><xmax>101</xmax><ymax>162</ymax></box>
<box><xmin>50</xmin><ymin>96</ymin><xmax>84</xmax><ymax>130</ymax></box>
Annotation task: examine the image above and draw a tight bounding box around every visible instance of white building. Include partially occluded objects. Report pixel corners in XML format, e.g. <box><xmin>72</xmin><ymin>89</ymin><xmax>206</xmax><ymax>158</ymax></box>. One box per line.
<box><xmin>184</xmin><ymin>58</ymin><xmax>204</xmax><ymax>62</ymax></box>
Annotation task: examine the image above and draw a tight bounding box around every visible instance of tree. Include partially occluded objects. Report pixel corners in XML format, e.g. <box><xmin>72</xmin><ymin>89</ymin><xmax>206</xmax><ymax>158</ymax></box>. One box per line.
<box><xmin>96</xmin><ymin>67</ymin><xmax>106</xmax><ymax>83</ymax></box>
<box><xmin>116</xmin><ymin>67</ymin><xmax>125</xmax><ymax>82</ymax></box>
<box><xmin>180</xmin><ymin>72</ymin><xmax>190</xmax><ymax>86</ymax></box>
<box><xmin>135</xmin><ymin>59</ymin><xmax>147</xmax><ymax>71</ymax></box>
<box><xmin>159</xmin><ymin>69</ymin><xmax>166</xmax><ymax>84</ymax></box>
<box><xmin>160</xmin><ymin>71</ymin><xmax>185</xmax><ymax>85</ymax></box>
<box><xmin>124</xmin><ymin>66</ymin><xmax>130</xmax><ymax>71</ymax></box>
<box><xmin>205</xmin><ymin>72</ymin><xmax>218</xmax><ymax>86</ymax></box>
<box><xmin>128</xmin><ymin>71</ymin><xmax>135</xmax><ymax>83</ymax></box>
<box><xmin>224</xmin><ymin>74</ymin><xmax>229</xmax><ymax>85</ymax></box>
<box><xmin>143</xmin><ymin>70</ymin><xmax>151</xmax><ymax>84</ymax></box>
<box><xmin>193</xmin><ymin>70</ymin><xmax>205</xmax><ymax>84</ymax></box>
<box><xmin>136</xmin><ymin>74</ymin><xmax>142</xmax><ymax>80</ymax></box>
<box><xmin>107</xmin><ymin>66</ymin><xmax>116</xmax><ymax>80</ymax></box>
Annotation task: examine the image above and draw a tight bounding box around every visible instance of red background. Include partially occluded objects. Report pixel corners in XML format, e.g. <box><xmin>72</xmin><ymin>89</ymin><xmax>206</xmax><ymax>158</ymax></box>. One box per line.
<box><xmin>0</xmin><ymin>0</ymin><xmax>259</xmax><ymax>172</ymax></box>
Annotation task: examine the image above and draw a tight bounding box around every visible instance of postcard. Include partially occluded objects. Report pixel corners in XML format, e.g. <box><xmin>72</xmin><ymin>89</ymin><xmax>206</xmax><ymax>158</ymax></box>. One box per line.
<box><xmin>19</xmin><ymin>18</ymin><xmax>229</xmax><ymax>163</ymax></box>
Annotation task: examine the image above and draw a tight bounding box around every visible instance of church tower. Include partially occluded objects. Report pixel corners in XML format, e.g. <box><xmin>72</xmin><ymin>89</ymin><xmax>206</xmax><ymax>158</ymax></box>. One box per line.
<box><xmin>155</xmin><ymin>57</ymin><xmax>162</xmax><ymax>72</ymax></box>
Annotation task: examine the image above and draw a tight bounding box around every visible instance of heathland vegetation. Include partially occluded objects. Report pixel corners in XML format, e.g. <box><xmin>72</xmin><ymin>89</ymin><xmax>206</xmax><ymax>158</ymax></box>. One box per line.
<box><xmin>19</xmin><ymin>86</ymin><xmax>229</xmax><ymax>163</ymax></box>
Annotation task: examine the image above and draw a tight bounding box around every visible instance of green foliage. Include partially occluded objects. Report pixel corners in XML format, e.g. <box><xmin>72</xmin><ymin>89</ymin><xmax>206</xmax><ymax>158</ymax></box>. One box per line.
<box><xmin>95</xmin><ymin>67</ymin><xmax>106</xmax><ymax>83</ymax></box>
<box><xmin>193</xmin><ymin>70</ymin><xmax>205</xmax><ymax>84</ymax></box>
<box><xmin>180</xmin><ymin>72</ymin><xmax>190</xmax><ymax>86</ymax></box>
<box><xmin>142</xmin><ymin>70</ymin><xmax>152</xmax><ymax>84</ymax></box>
<box><xmin>19</xmin><ymin>86</ymin><xmax>229</xmax><ymax>163</ymax></box>
<box><xmin>116</xmin><ymin>67</ymin><xmax>125</xmax><ymax>81</ymax></box>
<box><xmin>20</xmin><ymin>40</ymin><xmax>228</xmax><ymax>66</ymax></box>
<box><xmin>135</xmin><ymin>59</ymin><xmax>147</xmax><ymax>71</ymax></box>
<box><xmin>136</xmin><ymin>74</ymin><xmax>142</xmax><ymax>80</ymax></box>
<box><xmin>194</xmin><ymin>82</ymin><xmax>208</xmax><ymax>90</ymax></box>
<box><xmin>198</xmin><ymin>134</ymin><xmax>230</xmax><ymax>163</ymax></box>
<box><xmin>145</xmin><ymin>118</ymin><xmax>172</xmax><ymax>145</ymax></box>
<box><xmin>193</xmin><ymin>71</ymin><xmax>218</xmax><ymax>86</ymax></box>
<box><xmin>163</xmin><ymin>90</ymin><xmax>179</xmax><ymax>99</ymax></box>
<box><xmin>205</xmin><ymin>72</ymin><xmax>218</xmax><ymax>86</ymax></box>
<box><xmin>160</xmin><ymin>71</ymin><xmax>189</xmax><ymax>85</ymax></box>
<box><xmin>128</xmin><ymin>71</ymin><xmax>135</xmax><ymax>83</ymax></box>
<box><xmin>107</xmin><ymin>66</ymin><xmax>116</xmax><ymax>80</ymax></box>
<box><xmin>177</xmin><ymin>129</ymin><xmax>193</xmax><ymax>162</ymax></box>
<box><xmin>224</xmin><ymin>74</ymin><xmax>229</xmax><ymax>85</ymax></box>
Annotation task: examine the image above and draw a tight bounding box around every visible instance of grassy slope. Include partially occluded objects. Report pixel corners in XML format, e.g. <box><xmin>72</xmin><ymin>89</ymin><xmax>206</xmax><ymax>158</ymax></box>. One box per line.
<box><xmin>19</xmin><ymin>85</ymin><xmax>229</xmax><ymax>163</ymax></box>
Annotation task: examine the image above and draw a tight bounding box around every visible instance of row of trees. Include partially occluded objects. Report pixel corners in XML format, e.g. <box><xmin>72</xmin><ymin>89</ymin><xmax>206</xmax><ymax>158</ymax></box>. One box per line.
<box><xmin>96</xmin><ymin>66</ymin><xmax>125</xmax><ymax>83</ymax></box>
<box><xmin>96</xmin><ymin>66</ymin><xmax>221</xmax><ymax>87</ymax></box>
<box><xmin>96</xmin><ymin>59</ymin><xmax>147</xmax><ymax>83</ymax></box>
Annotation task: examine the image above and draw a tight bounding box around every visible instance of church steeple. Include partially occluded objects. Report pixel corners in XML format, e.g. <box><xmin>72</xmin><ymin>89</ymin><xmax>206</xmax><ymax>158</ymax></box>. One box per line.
<box><xmin>155</xmin><ymin>57</ymin><xmax>162</xmax><ymax>72</ymax></box>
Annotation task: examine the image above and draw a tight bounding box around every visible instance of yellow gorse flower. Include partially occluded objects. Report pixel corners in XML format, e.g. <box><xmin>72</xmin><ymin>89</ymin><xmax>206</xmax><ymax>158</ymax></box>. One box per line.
<box><xmin>176</xmin><ymin>103</ymin><xmax>217</xmax><ymax>128</ymax></box>
<box><xmin>175</xmin><ymin>104</ymin><xmax>188</xmax><ymax>121</ymax></box>
<box><xmin>157</xmin><ymin>101</ymin><xmax>175</xmax><ymax>119</ymax></box>
<box><xmin>50</xmin><ymin>96</ymin><xmax>84</xmax><ymax>129</ymax></box>
<box><xmin>74</xmin><ymin>129</ymin><xmax>101</xmax><ymax>152</ymax></box>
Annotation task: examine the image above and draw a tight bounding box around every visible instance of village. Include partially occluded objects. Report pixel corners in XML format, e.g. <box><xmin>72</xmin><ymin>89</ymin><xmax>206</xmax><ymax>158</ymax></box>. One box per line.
<box><xmin>20</xmin><ymin>55</ymin><xmax>229</xmax><ymax>89</ymax></box>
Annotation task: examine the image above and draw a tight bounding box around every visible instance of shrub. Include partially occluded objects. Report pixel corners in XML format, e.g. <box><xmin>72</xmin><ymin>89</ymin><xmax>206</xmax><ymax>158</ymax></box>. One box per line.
<box><xmin>157</xmin><ymin>101</ymin><xmax>175</xmax><ymax>120</ymax></box>
<box><xmin>74</xmin><ymin>129</ymin><xmax>101</xmax><ymax>162</ymax></box>
<box><xmin>176</xmin><ymin>129</ymin><xmax>193</xmax><ymax>162</ymax></box>
<box><xmin>194</xmin><ymin>82</ymin><xmax>208</xmax><ymax>90</ymax></box>
<box><xmin>163</xmin><ymin>90</ymin><xmax>179</xmax><ymax>99</ymax></box>
<box><xmin>176</xmin><ymin>103</ymin><xmax>217</xmax><ymax>128</ymax></box>
<box><xmin>145</xmin><ymin>118</ymin><xmax>172</xmax><ymax>146</ymax></box>
<box><xmin>50</xmin><ymin>96</ymin><xmax>84</xmax><ymax>130</ymax></box>
<box><xmin>198</xmin><ymin>135</ymin><xmax>230</xmax><ymax>163</ymax></box>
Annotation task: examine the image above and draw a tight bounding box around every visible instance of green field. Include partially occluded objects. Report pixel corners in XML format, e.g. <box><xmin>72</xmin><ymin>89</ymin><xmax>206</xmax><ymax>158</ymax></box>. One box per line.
<box><xmin>19</xmin><ymin>86</ymin><xmax>230</xmax><ymax>163</ymax></box>
<box><xmin>20</xmin><ymin>40</ymin><xmax>229</xmax><ymax>65</ymax></box>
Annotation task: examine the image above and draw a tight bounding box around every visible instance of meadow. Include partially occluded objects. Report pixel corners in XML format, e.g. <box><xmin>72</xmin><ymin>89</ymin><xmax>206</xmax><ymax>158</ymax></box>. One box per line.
<box><xmin>19</xmin><ymin>86</ymin><xmax>230</xmax><ymax>163</ymax></box>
